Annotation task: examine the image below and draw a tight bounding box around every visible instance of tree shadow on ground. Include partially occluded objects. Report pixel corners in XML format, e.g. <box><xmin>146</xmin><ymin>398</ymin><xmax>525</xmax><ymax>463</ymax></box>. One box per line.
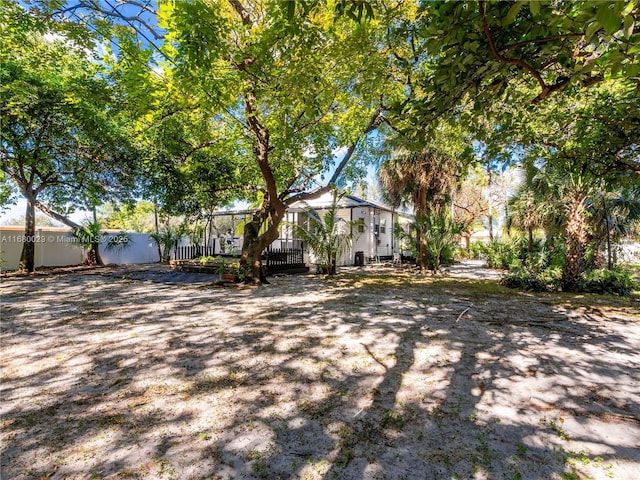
<box><xmin>1</xmin><ymin>267</ymin><xmax>638</xmax><ymax>479</ymax></box>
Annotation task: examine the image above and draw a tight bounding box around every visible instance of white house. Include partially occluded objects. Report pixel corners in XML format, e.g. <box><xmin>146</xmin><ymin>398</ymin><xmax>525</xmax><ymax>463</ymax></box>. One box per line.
<box><xmin>271</xmin><ymin>191</ymin><xmax>414</xmax><ymax>266</ymax></box>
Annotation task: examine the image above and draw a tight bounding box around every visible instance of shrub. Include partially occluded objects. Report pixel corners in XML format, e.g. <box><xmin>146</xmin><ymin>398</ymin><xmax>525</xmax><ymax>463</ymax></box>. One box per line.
<box><xmin>579</xmin><ymin>268</ymin><xmax>638</xmax><ymax>296</ymax></box>
<box><xmin>481</xmin><ymin>238</ymin><xmax>524</xmax><ymax>270</ymax></box>
<box><xmin>480</xmin><ymin>236</ymin><xmax>558</xmax><ymax>271</ymax></box>
<box><xmin>439</xmin><ymin>242</ymin><xmax>458</xmax><ymax>267</ymax></box>
<box><xmin>150</xmin><ymin>226</ymin><xmax>184</xmax><ymax>263</ymax></box>
<box><xmin>456</xmin><ymin>241</ymin><xmax>489</xmax><ymax>260</ymax></box>
<box><xmin>468</xmin><ymin>241</ymin><xmax>486</xmax><ymax>259</ymax></box>
<box><xmin>500</xmin><ymin>266</ymin><xmax>563</xmax><ymax>292</ymax></box>
<box><xmin>501</xmin><ymin>266</ymin><xmax>637</xmax><ymax>296</ymax></box>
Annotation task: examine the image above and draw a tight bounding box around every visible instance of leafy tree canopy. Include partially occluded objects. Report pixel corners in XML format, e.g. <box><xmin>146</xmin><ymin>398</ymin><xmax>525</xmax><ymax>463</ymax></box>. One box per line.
<box><xmin>409</xmin><ymin>0</ymin><xmax>639</xmax><ymax>121</ymax></box>
<box><xmin>0</xmin><ymin>1</ymin><xmax>141</xmax><ymax>270</ymax></box>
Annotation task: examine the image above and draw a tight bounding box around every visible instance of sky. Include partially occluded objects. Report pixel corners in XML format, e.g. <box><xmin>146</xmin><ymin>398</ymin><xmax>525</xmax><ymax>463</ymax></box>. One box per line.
<box><xmin>0</xmin><ymin>201</ymin><xmax>92</xmax><ymax>227</ymax></box>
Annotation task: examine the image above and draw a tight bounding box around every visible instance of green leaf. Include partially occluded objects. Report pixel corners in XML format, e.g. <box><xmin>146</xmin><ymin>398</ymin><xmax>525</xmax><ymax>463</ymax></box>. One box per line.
<box><xmin>622</xmin><ymin>2</ymin><xmax>634</xmax><ymax>16</ymax></box>
<box><xmin>585</xmin><ymin>21</ymin><xmax>602</xmax><ymax>42</ymax></box>
<box><xmin>623</xmin><ymin>14</ymin><xmax>634</xmax><ymax>40</ymax></box>
<box><xmin>529</xmin><ymin>0</ymin><xmax>540</xmax><ymax>17</ymax></box>
<box><xmin>622</xmin><ymin>62</ymin><xmax>640</xmax><ymax>78</ymax></box>
<box><xmin>596</xmin><ymin>3</ymin><xmax>622</xmax><ymax>35</ymax></box>
<box><xmin>364</xmin><ymin>3</ymin><xmax>374</xmax><ymax>21</ymax></box>
<box><xmin>286</xmin><ymin>0</ymin><xmax>295</xmax><ymax>22</ymax></box>
<box><xmin>505</xmin><ymin>2</ymin><xmax>523</xmax><ymax>25</ymax></box>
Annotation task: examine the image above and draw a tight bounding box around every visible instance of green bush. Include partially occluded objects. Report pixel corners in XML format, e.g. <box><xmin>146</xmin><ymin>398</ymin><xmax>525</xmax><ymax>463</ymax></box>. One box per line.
<box><xmin>501</xmin><ymin>266</ymin><xmax>637</xmax><ymax>296</ymax></box>
<box><xmin>480</xmin><ymin>237</ymin><xmax>558</xmax><ymax>271</ymax></box>
<box><xmin>481</xmin><ymin>238</ymin><xmax>525</xmax><ymax>270</ymax></box>
<box><xmin>455</xmin><ymin>241</ymin><xmax>485</xmax><ymax>260</ymax></box>
<box><xmin>579</xmin><ymin>268</ymin><xmax>638</xmax><ymax>296</ymax></box>
<box><xmin>439</xmin><ymin>242</ymin><xmax>458</xmax><ymax>267</ymax></box>
<box><xmin>500</xmin><ymin>266</ymin><xmax>563</xmax><ymax>292</ymax></box>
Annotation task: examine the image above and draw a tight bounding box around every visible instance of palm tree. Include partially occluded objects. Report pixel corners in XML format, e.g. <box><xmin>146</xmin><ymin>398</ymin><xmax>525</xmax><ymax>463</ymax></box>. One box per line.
<box><xmin>291</xmin><ymin>188</ymin><xmax>358</xmax><ymax>274</ymax></box>
<box><xmin>507</xmin><ymin>166</ymin><xmax>563</xmax><ymax>255</ymax></box>
<box><xmin>561</xmin><ymin>178</ymin><xmax>592</xmax><ymax>288</ymax></box>
<box><xmin>150</xmin><ymin>226</ymin><xmax>184</xmax><ymax>263</ymax></box>
<box><xmin>71</xmin><ymin>221</ymin><xmax>104</xmax><ymax>266</ymax></box>
<box><xmin>379</xmin><ymin>146</ymin><xmax>457</xmax><ymax>272</ymax></box>
<box><xmin>587</xmin><ymin>186</ymin><xmax>640</xmax><ymax>269</ymax></box>
<box><xmin>422</xmin><ymin>211</ymin><xmax>463</xmax><ymax>271</ymax></box>
<box><xmin>525</xmin><ymin>167</ymin><xmax>594</xmax><ymax>289</ymax></box>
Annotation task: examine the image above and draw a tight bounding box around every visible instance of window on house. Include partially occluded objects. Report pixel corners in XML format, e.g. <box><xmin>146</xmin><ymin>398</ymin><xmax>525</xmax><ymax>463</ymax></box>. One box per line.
<box><xmin>380</xmin><ymin>219</ymin><xmax>386</xmax><ymax>234</ymax></box>
<box><xmin>357</xmin><ymin>218</ymin><xmax>365</xmax><ymax>233</ymax></box>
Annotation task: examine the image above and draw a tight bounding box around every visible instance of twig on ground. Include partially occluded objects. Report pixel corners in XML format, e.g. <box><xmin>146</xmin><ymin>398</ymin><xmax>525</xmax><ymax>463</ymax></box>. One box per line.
<box><xmin>456</xmin><ymin>304</ymin><xmax>473</xmax><ymax>322</ymax></box>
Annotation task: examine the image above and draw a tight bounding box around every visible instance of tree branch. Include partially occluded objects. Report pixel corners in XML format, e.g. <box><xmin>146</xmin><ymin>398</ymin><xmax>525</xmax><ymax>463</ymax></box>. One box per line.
<box><xmin>34</xmin><ymin>201</ymin><xmax>81</xmax><ymax>229</ymax></box>
<box><xmin>180</xmin><ymin>139</ymin><xmax>221</xmax><ymax>160</ymax></box>
<box><xmin>74</xmin><ymin>0</ymin><xmax>164</xmax><ymax>40</ymax></box>
<box><xmin>502</xmin><ymin>33</ymin><xmax>584</xmax><ymax>56</ymax></box>
<box><xmin>228</xmin><ymin>0</ymin><xmax>252</xmax><ymax>25</ymax></box>
<box><xmin>285</xmin><ymin>108</ymin><xmax>382</xmax><ymax>205</ymax></box>
<box><xmin>478</xmin><ymin>1</ymin><xmax>549</xmax><ymax>99</ymax></box>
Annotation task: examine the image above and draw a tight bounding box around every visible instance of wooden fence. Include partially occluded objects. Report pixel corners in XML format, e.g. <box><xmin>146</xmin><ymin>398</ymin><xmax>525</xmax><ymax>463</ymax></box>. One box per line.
<box><xmin>172</xmin><ymin>242</ymin><xmax>308</xmax><ymax>275</ymax></box>
<box><xmin>173</xmin><ymin>243</ymin><xmax>216</xmax><ymax>260</ymax></box>
<box><xmin>263</xmin><ymin>246</ymin><xmax>308</xmax><ymax>274</ymax></box>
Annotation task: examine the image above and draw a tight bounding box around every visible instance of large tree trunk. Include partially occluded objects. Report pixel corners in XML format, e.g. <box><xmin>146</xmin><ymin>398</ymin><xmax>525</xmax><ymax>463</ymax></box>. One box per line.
<box><xmin>240</xmin><ymin>198</ymin><xmax>286</xmax><ymax>284</ymax></box>
<box><xmin>416</xmin><ymin>185</ymin><xmax>429</xmax><ymax>273</ymax></box>
<box><xmin>562</xmin><ymin>194</ymin><xmax>588</xmax><ymax>290</ymax></box>
<box><xmin>237</xmin><ymin>83</ymin><xmax>381</xmax><ymax>285</ymax></box>
<box><xmin>19</xmin><ymin>196</ymin><xmax>37</xmax><ymax>272</ymax></box>
<box><xmin>602</xmin><ymin>195</ymin><xmax>613</xmax><ymax>270</ymax></box>
<box><xmin>239</xmin><ymin>86</ymin><xmax>291</xmax><ymax>284</ymax></box>
<box><xmin>418</xmin><ymin>221</ymin><xmax>428</xmax><ymax>273</ymax></box>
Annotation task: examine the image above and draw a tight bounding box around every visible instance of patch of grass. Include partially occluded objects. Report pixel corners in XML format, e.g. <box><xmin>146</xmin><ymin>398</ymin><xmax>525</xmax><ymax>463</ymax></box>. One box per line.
<box><xmin>560</xmin><ymin>472</ymin><xmax>580</xmax><ymax>480</ymax></box>
<box><xmin>248</xmin><ymin>449</ymin><xmax>273</xmax><ymax>478</ymax></box>
<box><xmin>192</xmin><ymin>370</ymin><xmax>248</xmax><ymax>392</ymax></box>
<box><xmin>300</xmin><ymin>397</ymin><xmax>339</xmax><ymax>419</ymax></box>
<box><xmin>153</xmin><ymin>457</ymin><xmax>175</xmax><ymax>479</ymax></box>
<box><xmin>303</xmin><ymin>458</ymin><xmax>331</xmax><ymax>477</ymax></box>
<box><xmin>473</xmin><ymin>429</ymin><xmax>497</xmax><ymax>469</ymax></box>
<box><xmin>549</xmin><ymin>418</ymin><xmax>570</xmax><ymax>440</ymax></box>
<box><xmin>94</xmin><ymin>413</ymin><xmax>128</xmax><ymax>428</ymax></box>
<box><xmin>381</xmin><ymin>409</ymin><xmax>405</xmax><ymax>430</ymax></box>
<box><xmin>563</xmin><ymin>450</ymin><xmax>615</xmax><ymax>479</ymax></box>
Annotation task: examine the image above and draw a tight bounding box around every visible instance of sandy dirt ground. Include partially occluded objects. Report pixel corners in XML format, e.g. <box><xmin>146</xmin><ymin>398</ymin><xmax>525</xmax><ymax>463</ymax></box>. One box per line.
<box><xmin>1</xmin><ymin>263</ymin><xmax>639</xmax><ymax>480</ymax></box>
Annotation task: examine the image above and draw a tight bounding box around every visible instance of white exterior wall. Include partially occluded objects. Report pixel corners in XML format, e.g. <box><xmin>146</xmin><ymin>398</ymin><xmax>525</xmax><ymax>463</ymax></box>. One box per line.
<box><xmin>350</xmin><ymin>209</ymin><xmax>401</xmax><ymax>262</ymax></box>
<box><xmin>0</xmin><ymin>226</ymin><xmax>159</xmax><ymax>271</ymax></box>
<box><xmin>100</xmin><ymin>233</ymin><xmax>160</xmax><ymax>265</ymax></box>
<box><xmin>350</xmin><ymin>207</ymin><xmax>370</xmax><ymax>264</ymax></box>
<box><xmin>375</xmin><ymin>210</ymin><xmax>394</xmax><ymax>258</ymax></box>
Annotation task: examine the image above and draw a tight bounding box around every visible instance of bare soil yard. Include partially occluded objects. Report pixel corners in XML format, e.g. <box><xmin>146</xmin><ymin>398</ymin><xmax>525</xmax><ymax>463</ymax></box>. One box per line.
<box><xmin>1</xmin><ymin>264</ymin><xmax>639</xmax><ymax>480</ymax></box>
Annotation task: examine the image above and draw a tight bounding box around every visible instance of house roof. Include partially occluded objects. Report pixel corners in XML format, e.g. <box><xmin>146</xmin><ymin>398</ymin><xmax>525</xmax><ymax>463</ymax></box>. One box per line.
<box><xmin>211</xmin><ymin>191</ymin><xmax>413</xmax><ymax>219</ymax></box>
<box><xmin>287</xmin><ymin>191</ymin><xmax>413</xmax><ymax>218</ymax></box>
